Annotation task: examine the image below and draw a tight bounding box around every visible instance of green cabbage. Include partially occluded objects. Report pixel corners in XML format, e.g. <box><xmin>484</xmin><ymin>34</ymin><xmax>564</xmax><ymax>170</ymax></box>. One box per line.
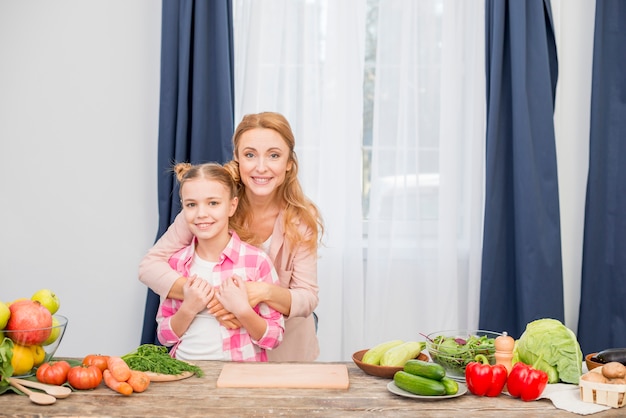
<box><xmin>512</xmin><ymin>318</ymin><xmax>583</xmax><ymax>384</ymax></box>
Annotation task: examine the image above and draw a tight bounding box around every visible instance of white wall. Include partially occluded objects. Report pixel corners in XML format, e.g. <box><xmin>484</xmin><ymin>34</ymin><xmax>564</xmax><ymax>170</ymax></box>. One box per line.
<box><xmin>0</xmin><ymin>1</ymin><xmax>161</xmax><ymax>357</ymax></box>
<box><xmin>0</xmin><ymin>0</ymin><xmax>597</xmax><ymax>360</ymax></box>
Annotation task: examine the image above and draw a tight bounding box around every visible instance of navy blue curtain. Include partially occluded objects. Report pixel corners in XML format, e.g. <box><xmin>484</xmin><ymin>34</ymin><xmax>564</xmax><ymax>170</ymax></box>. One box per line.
<box><xmin>140</xmin><ymin>0</ymin><xmax>235</xmax><ymax>345</ymax></box>
<box><xmin>479</xmin><ymin>0</ymin><xmax>564</xmax><ymax>339</ymax></box>
<box><xmin>577</xmin><ymin>1</ymin><xmax>626</xmax><ymax>356</ymax></box>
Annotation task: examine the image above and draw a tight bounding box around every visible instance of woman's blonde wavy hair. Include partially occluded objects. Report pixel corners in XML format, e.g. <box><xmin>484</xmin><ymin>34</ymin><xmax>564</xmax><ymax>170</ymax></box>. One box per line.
<box><xmin>225</xmin><ymin>112</ymin><xmax>323</xmax><ymax>252</ymax></box>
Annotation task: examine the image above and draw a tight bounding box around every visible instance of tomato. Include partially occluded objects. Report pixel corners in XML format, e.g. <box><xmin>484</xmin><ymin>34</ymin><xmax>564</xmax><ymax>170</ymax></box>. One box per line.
<box><xmin>67</xmin><ymin>364</ymin><xmax>103</xmax><ymax>390</ymax></box>
<box><xmin>82</xmin><ymin>354</ymin><xmax>110</xmax><ymax>373</ymax></box>
<box><xmin>36</xmin><ymin>360</ymin><xmax>71</xmax><ymax>385</ymax></box>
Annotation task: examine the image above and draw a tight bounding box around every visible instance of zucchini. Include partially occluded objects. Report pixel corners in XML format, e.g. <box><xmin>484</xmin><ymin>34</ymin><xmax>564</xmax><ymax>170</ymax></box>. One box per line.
<box><xmin>394</xmin><ymin>371</ymin><xmax>446</xmax><ymax>396</ymax></box>
<box><xmin>596</xmin><ymin>348</ymin><xmax>626</xmax><ymax>366</ymax></box>
<box><xmin>362</xmin><ymin>340</ymin><xmax>404</xmax><ymax>365</ymax></box>
<box><xmin>380</xmin><ymin>341</ymin><xmax>425</xmax><ymax>367</ymax></box>
<box><xmin>441</xmin><ymin>377</ymin><xmax>459</xmax><ymax>395</ymax></box>
<box><xmin>403</xmin><ymin>359</ymin><xmax>445</xmax><ymax>381</ymax></box>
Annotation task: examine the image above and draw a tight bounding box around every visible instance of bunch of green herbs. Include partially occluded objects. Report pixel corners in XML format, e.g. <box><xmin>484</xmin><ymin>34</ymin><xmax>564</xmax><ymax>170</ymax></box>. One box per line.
<box><xmin>121</xmin><ymin>344</ymin><xmax>203</xmax><ymax>377</ymax></box>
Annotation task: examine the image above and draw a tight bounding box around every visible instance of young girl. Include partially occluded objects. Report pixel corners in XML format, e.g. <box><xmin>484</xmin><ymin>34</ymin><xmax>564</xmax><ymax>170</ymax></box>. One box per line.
<box><xmin>156</xmin><ymin>162</ymin><xmax>284</xmax><ymax>361</ymax></box>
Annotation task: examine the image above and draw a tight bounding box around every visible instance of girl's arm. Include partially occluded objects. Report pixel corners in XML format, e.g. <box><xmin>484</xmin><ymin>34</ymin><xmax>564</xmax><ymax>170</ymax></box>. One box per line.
<box><xmin>217</xmin><ymin>276</ymin><xmax>269</xmax><ymax>341</ymax></box>
<box><xmin>168</xmin><ymin>276</ymin><xmax>214</xmax><ymax>337</ymax></box>
<box><xmin>139</xmin><ymin>212</ymin><xmax>193</xmax><ymax>299</ymax></box>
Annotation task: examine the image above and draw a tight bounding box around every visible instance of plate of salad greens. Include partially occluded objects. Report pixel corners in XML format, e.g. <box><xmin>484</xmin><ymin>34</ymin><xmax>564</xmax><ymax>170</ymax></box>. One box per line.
<box><xmin>424</xmin><ymin>330</ymin><xmax>501</xmax><ymax>381</ymax></box>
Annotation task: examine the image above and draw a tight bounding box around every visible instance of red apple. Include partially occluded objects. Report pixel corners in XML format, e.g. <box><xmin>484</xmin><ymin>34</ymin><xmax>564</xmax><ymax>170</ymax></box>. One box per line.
<box><xmin>6</xmin><ymin>300</ymin><xmax>53</xmax><ymax>345</ymax></box>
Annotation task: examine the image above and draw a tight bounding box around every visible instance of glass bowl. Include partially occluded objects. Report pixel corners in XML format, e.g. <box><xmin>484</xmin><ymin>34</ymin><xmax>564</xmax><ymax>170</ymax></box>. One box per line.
<box><xmin>2</xmin><ymin>314</ymin><xmax>68</xmax><ymax>377</ymax></box>
<box><xmin>425</xmin><ymin>329</ymin><xmax>502</xmax><ymax>381</ymax></box>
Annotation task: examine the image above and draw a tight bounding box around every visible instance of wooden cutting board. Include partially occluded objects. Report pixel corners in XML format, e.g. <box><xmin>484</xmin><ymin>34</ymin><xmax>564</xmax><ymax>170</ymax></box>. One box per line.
<box><xmin>216</xmin><ymin>363</ymin><xmax>350</xmax><ymax>389</ymax></box>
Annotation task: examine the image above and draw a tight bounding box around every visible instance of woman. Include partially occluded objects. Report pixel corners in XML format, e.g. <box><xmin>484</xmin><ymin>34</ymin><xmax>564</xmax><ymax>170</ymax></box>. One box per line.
<box><xmin>139</xmin><ymin>112</ymin><xmax>324</xmax><ymax>361</ymax></box>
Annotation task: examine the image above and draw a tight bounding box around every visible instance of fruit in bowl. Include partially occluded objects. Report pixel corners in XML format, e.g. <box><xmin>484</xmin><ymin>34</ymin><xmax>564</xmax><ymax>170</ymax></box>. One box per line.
<box><xmin>2</xmin><ymin>314</ymin><xmax>68</xmax><ymax>377</ymax></box>
<box><xmin>1</xmin><ymin>290</ymin><xmax>68</xmax><ymax>377</ymax></box>
<box><xmin>425</xmin><ymin>330</ymin><xmax>502</xmax><ymax>381</ymax></box>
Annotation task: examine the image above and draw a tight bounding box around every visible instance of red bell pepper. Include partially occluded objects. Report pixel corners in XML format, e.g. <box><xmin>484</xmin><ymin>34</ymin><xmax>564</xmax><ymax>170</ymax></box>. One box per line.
<box><xmin>507</xmin><ymin>359</ymin><xmax>549</xmax><ymax>401</ymax></box>
<box><xmin>465</xmin><ymin>354</ymin><xmax>507</xmax><ymax>397</ymax></box>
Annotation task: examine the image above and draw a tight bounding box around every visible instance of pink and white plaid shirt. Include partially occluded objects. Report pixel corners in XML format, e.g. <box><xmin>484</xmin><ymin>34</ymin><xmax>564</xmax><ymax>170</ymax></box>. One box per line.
<box><xmin>156</xmin><ymin>231</ymin><xmax>284</xmax><ymax>361</ymax></box>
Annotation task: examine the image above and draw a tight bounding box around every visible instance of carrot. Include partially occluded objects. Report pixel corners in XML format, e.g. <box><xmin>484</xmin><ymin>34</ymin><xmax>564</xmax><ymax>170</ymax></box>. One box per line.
<box><xmin>103</xmin><ymin>369</ymin><xmax>133</xmax><ymax>396</ymax></box>
<box><xmin>127</xmin><ymin>370</ymin><xmax>151</xmax><ymax>393</ymax></box>
<box><xmin>107</xmin><ymin>356</ymin><xmax>131</xmax><ymax>382</ymax></box>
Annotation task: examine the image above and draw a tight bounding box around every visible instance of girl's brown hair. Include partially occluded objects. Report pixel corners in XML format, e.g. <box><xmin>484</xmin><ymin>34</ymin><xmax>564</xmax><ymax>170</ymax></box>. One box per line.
<box><xmin>174</xmin><ymin>162</ymin><xmax>240</xmax><ymax>200</ymax></box>
<box><xmin>225</xmin><ymin>112</ymin><xmax>323</xmax><ymax>251</ymax></box>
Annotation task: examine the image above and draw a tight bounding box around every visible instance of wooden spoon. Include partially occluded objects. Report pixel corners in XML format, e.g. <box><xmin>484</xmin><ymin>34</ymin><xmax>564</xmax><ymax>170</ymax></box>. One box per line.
<box><xmin>10</xmin><ymin>377</ymin><xmax>72</xmax><ymax>398</ymax></box>
<box><xmin>8</xmin><ymin>377</ymin><xmax>56</xmax><ymax>405</ymax></box>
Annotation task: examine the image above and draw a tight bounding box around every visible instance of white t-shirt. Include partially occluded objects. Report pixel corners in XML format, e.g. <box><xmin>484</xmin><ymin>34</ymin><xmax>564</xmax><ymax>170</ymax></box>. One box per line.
<box><xmin>259</xmin><ymin>236</ymin><xmax>272</xmax><ymax>255</ymax></box>
<box><xmin>174</xmin><ymin>254</ymin><xmax>224</xmax><ymax>361</ymax></box>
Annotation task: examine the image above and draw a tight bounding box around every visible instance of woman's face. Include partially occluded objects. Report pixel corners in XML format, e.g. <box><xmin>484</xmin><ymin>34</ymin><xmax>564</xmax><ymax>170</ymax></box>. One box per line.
<box><xmin>180</xmin><ymin>177</ymin><xmax>237</xmax><ymax>243</ymax></box>
<box><xmin>236</xmin><ymin>128</ymin><xmax>293</xmax><ymax>200</ymax></box>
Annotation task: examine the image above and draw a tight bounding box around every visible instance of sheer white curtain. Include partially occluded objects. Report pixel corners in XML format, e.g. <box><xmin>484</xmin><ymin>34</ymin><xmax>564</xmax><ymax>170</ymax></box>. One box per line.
<box><xmin>233</xmin><ymin>0</ymin><xmax>485</xmax><ymax>361</ymax></box>
<box><xmin>365</xmin><ymin>0</ymin><xmax>485</xmax><ymax>349</ymax></box>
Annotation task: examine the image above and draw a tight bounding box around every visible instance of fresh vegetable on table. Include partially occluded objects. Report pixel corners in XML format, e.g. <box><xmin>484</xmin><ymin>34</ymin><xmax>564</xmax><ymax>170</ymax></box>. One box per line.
<box><xmin>127</xmin><ymin>370</ymin><xmax>151</xmax><ymax>393</ymax></box>
<box><xmin>0</xmin><ymin>337</ymin><xmax>14</xmax><ymax>393</ymax></box>
<box><xmin>403</xmin><ymin>359</ymin><xmax>445</xmax><ymax>381</ymax></box>
<box><xmin>394</xmin><ymin>371</ymin><xmax>446</xmax><ymax>396</ymax></box>
<box><xmin>441</xmin><ymin>377</ymin><xmax>459</xmax><ymax>395</ymax></box>
<box><xmin>67</xmin><ymin>364</ymin><xmax>103</xmax><ymax>390</ymax></box>
<box><xmin>512</xmin><ymin>318</ymin><xmax>582</xmax><ymax>384</ymax></box>
<box><xmin>107</xmin><ymin>356</ymin><xmax>132</xmax><ymax>382</ymax></box>
<box><xmin>362</xmin><ymin>340</ymin><xmax>404</xmax><ymax>365</ymax></box>
<box><xmin>380</xmin><ymin>341</ymin><xmax>425</xmax><ymax>367</ymax></box>
<box><xmin>103</xmin><ymin>369</ymin><xmax>133</xmax><ymax>396</ymax></box>
<box><xmin>507</xmin><ymin>360</ymin><xmax>549</xmax><ymax>402</ymax></box>
<box><xmin>82</xmin><ymin>354</ymin><xmax>110</xmax><ymax>373</ymax></box>
<box><xmin>595</xmin><ymin>348</ymin><xmax>626</xmax><ymax>366</ymax></box>
<box><xmin>392</xmin><ymin>357</ymin><xmax>458</xmax><ymax>396</ymax></box>
<box><xmin>121</xmin><ymin>344</ymin><xmax>203</xmax><ymax>377</ymax></box>
<box><xmin>36</xmin><ymin>360</ymin><xmax>71</xmax><ymax>386</ymax></box>
<box><xmin>465</xmin><ymin>354</ymin><xmax>507</xmax><ymax>397</ymax></box>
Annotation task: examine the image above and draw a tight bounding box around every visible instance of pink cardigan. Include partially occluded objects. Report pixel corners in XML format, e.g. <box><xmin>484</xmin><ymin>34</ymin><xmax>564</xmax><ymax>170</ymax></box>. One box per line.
<box><xmin>139</xmin><ymin>210</ymin><xmax>320</xmax><ymax>362</ymax></box>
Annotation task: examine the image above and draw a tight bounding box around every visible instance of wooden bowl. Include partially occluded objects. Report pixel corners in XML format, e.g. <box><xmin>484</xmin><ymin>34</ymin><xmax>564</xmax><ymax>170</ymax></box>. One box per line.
<box><xmin>586</xmin><ymin>352</ymin><xmax>603</xmax><ymax>371</ymax></box>
<box><xmin>352</xmin><ymin>349</ymin><xmax>429</xmax><ymax>379</ymax></box>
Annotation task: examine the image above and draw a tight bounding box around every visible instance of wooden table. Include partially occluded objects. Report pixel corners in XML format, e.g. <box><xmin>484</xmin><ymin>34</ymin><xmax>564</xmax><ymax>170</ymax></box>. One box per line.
<box><xmin>1</xmin><ymin>361</ymin><xmax>623</xmax><ymax>417</ymax></box>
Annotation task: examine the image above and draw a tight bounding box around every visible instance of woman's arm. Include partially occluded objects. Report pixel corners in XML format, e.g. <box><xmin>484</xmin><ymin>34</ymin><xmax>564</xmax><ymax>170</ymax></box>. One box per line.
<box><xmin>282</xmin><ymin>235</ymin><xmax>319</xmax><ymax>318</ymax></box>
<box><xmin>138</xmin><ymin>212</ymin><xmax>193</xmax><ymax>299</ymax></box>
<box><xmin>245</xmin><ymin>222</ymin><xmax>319</xmax><ymax>318</ymax></box>
<box><xmin>245</xmin><ymin>281</ymin><xmax>292</xmax><ymax>316</ymax></box>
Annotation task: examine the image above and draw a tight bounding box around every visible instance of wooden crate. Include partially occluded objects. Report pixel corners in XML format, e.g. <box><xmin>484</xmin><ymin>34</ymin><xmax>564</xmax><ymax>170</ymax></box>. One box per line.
<box><xmin>579</xmin><ymin>366</ymin><xmax>626</xmax><ymax>408</ymax></box>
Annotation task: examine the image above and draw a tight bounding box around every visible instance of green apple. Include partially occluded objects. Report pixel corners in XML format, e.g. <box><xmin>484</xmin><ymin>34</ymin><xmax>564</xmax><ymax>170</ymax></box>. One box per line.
<box><xmin>31</xmin><ymin>289</ymin><xmax>60</xmax><ymax>315</ymax></box>
<box><xmin>43</xmin><ymin>316</ymin><xmax>61</xmax><ymax>346</ymax></box>
<box><xmin>0</xmin><ymin>301</ymin><xmax>9</xmax><ymax>329</ymax></box>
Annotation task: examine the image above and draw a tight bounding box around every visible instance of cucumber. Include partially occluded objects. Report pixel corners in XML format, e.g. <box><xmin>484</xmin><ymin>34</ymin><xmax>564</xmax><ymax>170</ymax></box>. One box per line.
<box><xmin>394</xmin><ymin>371</ymin><xmax>446</xmax><ymax>396</ymax></box>
<box><xmin>441</xmin><ymin>377</ymin><xmax>459</xmax><ymax>395</ymax></box>
<box><xmin>362</xmin><ymin>340</ymin><xmax>404</xmax><ymax>365</ymax></box>
<box><xmin>596</xmin><ymin>348</ymin><xmax>626</xmax><ymax>366</ymax></box>
<box><xmin>380</xmin><ymin>341</ymin><xmax>425</xmax><ymax>367</ymax></box>
<box><xmin>403</xmin><ymin>359</ymin><xmax>446</xmax><ymax>381</ymax></box>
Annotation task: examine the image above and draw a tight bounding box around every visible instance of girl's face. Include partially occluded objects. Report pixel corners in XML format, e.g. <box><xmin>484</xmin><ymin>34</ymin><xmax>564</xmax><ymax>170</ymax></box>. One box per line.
<box><xmin>180</xmin><ymin>177</ymin><xmax>238</xmax><ymax>242</ymax></box>
<box><xmin>236</xmin><ymin>128</ymin><xmax>293</xmax><ymax>200</ymax></box>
